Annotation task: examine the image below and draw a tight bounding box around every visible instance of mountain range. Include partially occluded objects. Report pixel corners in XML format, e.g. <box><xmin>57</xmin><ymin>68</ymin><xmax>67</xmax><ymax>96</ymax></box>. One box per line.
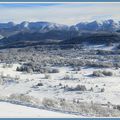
<box><xmin>0</xmin><ymin>19</ymin><xmax>120</xmax><ymax>49</ymax></box>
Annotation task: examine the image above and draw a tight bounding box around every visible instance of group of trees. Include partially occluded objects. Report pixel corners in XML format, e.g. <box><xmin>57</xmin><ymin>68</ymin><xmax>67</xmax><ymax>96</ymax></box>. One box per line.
<box><xmin>16</xmin><ymin>63</ymin><xmax>59</xmax><ymax>73</ymax></box>
<box><xmin>42</xmin><ymin>97</ymin><xmax>120</xmax><ymax>117</ymax></box>
<box><xmin>93</xmin><ymin>70</ymin><xmax>113</xmax><ymax>77</ymax></box>
<box><xmin>0</xmin><ymin>46</ymin><xmax>120</xmax><ymax>69</ymax></box>
<box><xmin>64</xmin><ymin>84</ymin><xmax>87</xmax><ymax>91</ymax></box>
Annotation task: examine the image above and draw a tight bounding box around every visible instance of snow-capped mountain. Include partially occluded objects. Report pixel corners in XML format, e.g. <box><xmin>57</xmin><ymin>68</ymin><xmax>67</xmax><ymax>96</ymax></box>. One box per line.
<box><xmin>0</xmin><ymin>21</ymin><xmax>70</xmax><ymax>37</ymax></box>
<box><xmin>72</xmin><ymin>19</ymin><xmax>120</xmax><ymax>31</ymax></box>
<box><xmin>15</xmin><ymin>21</ymin><xmax>69</xmax><ymax>32</ymax></box>
<box><xmin>0</xmin><ymin>19</ymin><xmax>120</xmax><ymax>34</ymax></box>
<box><xmin>0</xmin><ymin>19</ymin><xmax>120</xmax><ymax>49</ymax></box>
<box><xmin>0</xmin><ymin>19</ymin><xmax>120</xmax><ymax>45</ymax></box>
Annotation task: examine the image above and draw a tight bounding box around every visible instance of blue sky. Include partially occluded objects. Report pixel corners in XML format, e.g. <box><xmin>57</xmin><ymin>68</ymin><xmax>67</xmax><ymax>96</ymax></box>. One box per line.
<box><xmin>0</xmin><ymin>0</ymin><xmax>120</xmax><ymax>1</ymax></box>
<box><xmin>0</xmin><ymin>3</ymin><xmax>120</xmax><ymax>25</ymax></box>
<box><xmin>0</xmin><ymin>3</ymin><xmax>60</xmax><ymax>7</ymax></box>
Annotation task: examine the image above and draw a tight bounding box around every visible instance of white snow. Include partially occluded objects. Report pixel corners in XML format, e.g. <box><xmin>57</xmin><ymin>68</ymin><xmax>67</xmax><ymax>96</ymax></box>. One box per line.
<box><xmin>83</xmin><ymin>44</ymin><xmax>117</xmax><ymax>51</ymax></box>
<box><xmin>0</xmin><ymin>102</ymin><xmax>81</xmax><ymax>118</ymax></box>
<box><xmin>0</xmin><ymin>62</ymin><xmax>120</xmax><ymax>116</ymax></box>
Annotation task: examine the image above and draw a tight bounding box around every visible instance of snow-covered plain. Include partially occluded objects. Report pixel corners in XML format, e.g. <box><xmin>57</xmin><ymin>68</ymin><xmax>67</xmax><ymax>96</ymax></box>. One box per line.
<box><xmin>0</xmin><ymin>63</ymin><xmax>85</xmax><ymax>118</ymax></box>
<box><xmin>0</xmin><ymin>102</ymin><xmax>81</xmax><ymax>118</ymax></box>
<box><xmin>0</xmin><ymin>45</ymin><xmax>120</xmax><ymax>117</ymax></box>
<box><xmin>0</xmin><ymin>63</ymin><xmax>120</xmax><ymax>105</ymax></box>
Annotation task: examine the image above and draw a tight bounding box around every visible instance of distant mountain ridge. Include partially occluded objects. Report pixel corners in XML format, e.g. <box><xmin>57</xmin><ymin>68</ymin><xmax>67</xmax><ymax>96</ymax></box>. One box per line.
<box><xmin>72</xmin><ymin>19</ymin><xmax>120</xmax><ymax>32</ymax></box>
<box><xmin>0</xmin><ymin>21</ymin><xmax>70</xmax><ymax>38</ymax></box>
<box><xmin>0</xmin><ymin>19</ymin><xmax>120</xmax><ymax>37</ymax></box>
<box><xmin>0</xmin><ymin>19</ymin><xmax>120</xmax><ymax>49</ymax></box>
<box><xmin>15</xmin><ymin>21</ymin><xmax>69</xmax><ymax>32</ymax></box>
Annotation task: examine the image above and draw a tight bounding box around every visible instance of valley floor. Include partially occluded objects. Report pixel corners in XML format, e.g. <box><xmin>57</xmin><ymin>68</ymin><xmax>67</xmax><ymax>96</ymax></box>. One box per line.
<box><xmin>0</xmin><ymin>46</ymin><xmax>120</xmax><ymax>117</ymax></box>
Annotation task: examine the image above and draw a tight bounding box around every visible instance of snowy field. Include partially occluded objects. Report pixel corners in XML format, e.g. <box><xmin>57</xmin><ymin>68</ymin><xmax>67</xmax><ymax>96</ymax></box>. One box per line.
<box><xmin>0</xmin><ymin>45</ymin><xmax>120</xmax><ymax>117</ymax></box>
<box><xmin>0</xmin><ymin>102</ymin><xmax>81</xmax><ymax>118</ymax></box>
<box><xmin>0</xmin><ymin>63</ymin><xmax>120</xmax><ymax>105</ymax></box>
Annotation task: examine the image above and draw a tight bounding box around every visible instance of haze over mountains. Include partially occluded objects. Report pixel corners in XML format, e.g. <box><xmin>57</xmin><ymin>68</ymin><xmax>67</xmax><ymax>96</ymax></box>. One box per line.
<box><xmin>0</xmin><ymin>19</ymin><xmax>120</xmax><ymax>48</ymax></box>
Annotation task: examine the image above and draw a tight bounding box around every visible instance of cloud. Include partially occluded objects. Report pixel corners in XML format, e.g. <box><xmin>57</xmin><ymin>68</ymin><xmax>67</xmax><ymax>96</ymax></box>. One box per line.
<box><xmin>0</xmin><ymin>3</ymin><xmax>120</xmax><ymax>25</ymax></box>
